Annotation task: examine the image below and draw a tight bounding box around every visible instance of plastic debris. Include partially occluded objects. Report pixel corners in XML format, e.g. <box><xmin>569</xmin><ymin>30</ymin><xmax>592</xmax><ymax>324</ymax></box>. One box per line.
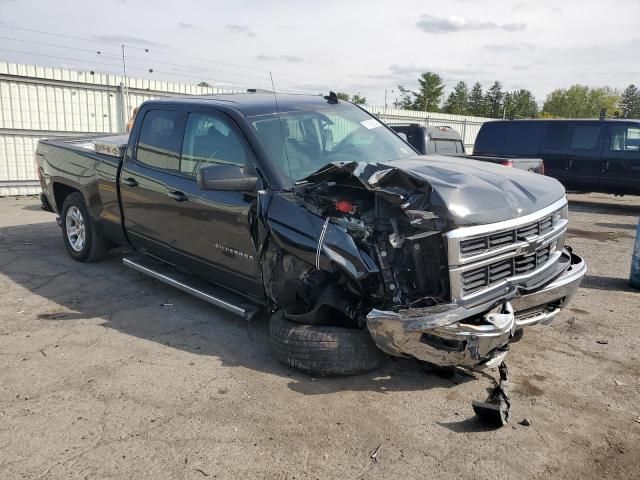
<box><xmin>472</xmin><ymin>362</ymin><xmax>511</xmax><ymax>427</ymax></box>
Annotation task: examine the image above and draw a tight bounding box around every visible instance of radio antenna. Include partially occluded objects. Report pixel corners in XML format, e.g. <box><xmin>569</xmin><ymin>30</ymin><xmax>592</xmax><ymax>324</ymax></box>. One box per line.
<box><xmin>269</xmin><ymin>72</ymin><xmax>293</xmax><ymax>186</ymax></box>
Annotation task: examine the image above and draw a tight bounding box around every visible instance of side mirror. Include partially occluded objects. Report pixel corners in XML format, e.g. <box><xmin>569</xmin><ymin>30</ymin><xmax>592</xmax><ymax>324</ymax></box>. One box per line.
<box><xmin>197</xmin><ymin>164</ymin><xmax>258</xmax><ymax>191</ymax></box>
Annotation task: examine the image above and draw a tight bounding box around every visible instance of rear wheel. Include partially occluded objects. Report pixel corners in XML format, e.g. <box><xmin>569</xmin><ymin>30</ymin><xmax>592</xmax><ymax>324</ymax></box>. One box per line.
<box><xmin>269</xmin><ymin>311</ymin><xmax>386</xmax><ymax>376</ymax></box>
<box><xmin>60</xmin><ymin>192</ymin><xmax>108</xmax><ymax>262</ymax></box>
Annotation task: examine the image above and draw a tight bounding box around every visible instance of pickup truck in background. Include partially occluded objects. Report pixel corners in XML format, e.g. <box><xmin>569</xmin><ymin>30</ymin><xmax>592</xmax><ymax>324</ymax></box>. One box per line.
<box><xmin>473</xmin><ymin>119</ymin><xmax>640</xmax><ymax>195</ymax></box>
<box><xmin>389</xmin><ymin>123</ymin><xmax>545</xmax><ymax>174</ymax></box>
<box><xmin>36</xmin><ymin>93</ymin><xmax>586</xmax><ymax>377</ymax></box>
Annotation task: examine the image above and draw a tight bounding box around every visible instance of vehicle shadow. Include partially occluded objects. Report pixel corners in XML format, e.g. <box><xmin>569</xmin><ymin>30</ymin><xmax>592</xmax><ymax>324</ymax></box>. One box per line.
<box><xmin>568</xmin><ymin>198</ymin><xmax>640</xmax><ymax>217</ymax></box>
<box><xmin>580</xmin><ymin>274</ymin><xmax>637</xmax><ymax>293</ymax></box>
<box><xmin>595</xmin><ymin>222</ymin><xmax>637</xmax><ymax>231</ymax></box>
<box><xmin>0</xmin><ymin>220</ymin><xmax>478</xmax><ymax>396</ymax></box>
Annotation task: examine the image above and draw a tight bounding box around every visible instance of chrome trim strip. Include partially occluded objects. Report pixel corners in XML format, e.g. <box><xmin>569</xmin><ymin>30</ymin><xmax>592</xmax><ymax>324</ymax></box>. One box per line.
<box><xmin>452</xmin><ymin>219</ymin><xmax>567</xmax><ymax>266</ymax></box>
<box><xmin>450</xmin><ymin>250</ymin><xmax>563</xmax><ymax>302</ymax></box>
<box><xmin>122</xmin><ymin>257</ymin><xmax>247</xmax><ymax>317</ymax></box>
<box><xmin>446</xmin><ymin>197</ymin><xmax>568</xmax><ymax>266</ymax></box>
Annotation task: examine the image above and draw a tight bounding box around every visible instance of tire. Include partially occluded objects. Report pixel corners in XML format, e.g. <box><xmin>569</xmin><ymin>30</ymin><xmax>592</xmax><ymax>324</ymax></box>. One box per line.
<box><xmin>60</xmin><ymin>192</ymin><xmax>108</xmax><ymax>262</ymax></box>
<box><xmin>269</xmin><ymin>311</ymin><xmax>386</xmax><ymax>376</ymax></box>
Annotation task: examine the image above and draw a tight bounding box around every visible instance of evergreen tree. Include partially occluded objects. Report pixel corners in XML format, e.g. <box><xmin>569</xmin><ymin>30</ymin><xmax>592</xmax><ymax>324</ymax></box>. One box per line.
<box><xmin>620</xmin><ymin>84</ymin><xmax>640</xmax><ymax>118</ymax></box>
<box><xmin>394</xmin><ymin>86</ymin><xmax>415</xmax><ymax>109</ymax></box>
<box><xmin>443</xmin><ymin>81</ymin><xmax>470</xmax><ymax>115</ymax></box>
<box><xmin>468</xmin><ymin>82</ymin><xmax>487</xmax><ymax>117</ymax></box>
<box><xmin>485</xmin><ymin>81</ymin><xmax>505</xmax><ymax>118</ymax></box>
<box><xmin>504</xmin><ymin>89</ymin><xmax>538</xmax><ymax>118</ymax></box>
<box><xmin>413</xmin><ymin>72</ymin><xmax>445</xmax><ymax>112</ymax></box>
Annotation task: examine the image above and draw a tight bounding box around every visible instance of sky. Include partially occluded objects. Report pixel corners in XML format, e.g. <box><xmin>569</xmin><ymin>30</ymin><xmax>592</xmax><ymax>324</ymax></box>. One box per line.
<box><xmin>0</xmin><ymin>0</ymin><xmax>638</xmax><ymax>106</ymax></box>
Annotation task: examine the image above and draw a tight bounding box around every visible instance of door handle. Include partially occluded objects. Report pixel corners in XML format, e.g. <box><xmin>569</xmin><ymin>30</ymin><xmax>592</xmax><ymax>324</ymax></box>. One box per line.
<box><xmin>565</xmin><ymin>159</ymin><xmax>572</xmax><ymax>170</ymax></box>
<box><xmin>601</xmin><ymin>160</ymin><xmax>610</xmax><ymax>172</ymax></box>
<box><xmin>167</xmin><ymin>191</ymin><xmax>188</xmax><ymax>202</ymax></box>
<box><xmin>122</xmin><ymin>177</ymin><xmax>138</xmax><ymax>187</ymax></box>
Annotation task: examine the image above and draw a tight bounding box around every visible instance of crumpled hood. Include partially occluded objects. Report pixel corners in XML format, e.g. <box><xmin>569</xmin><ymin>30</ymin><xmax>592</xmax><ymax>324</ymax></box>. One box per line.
<box><xmin>299</xmin><ymin>156</ymin><xmax>566</xmax><ymax>227</ymax></box>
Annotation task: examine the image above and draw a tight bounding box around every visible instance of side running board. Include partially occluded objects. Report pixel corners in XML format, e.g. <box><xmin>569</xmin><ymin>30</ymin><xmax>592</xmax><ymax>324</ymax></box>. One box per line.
<box><xmin>122</xmin><ymin>256</ymin><xmax>260</xmax><ymax>321</ymax></box>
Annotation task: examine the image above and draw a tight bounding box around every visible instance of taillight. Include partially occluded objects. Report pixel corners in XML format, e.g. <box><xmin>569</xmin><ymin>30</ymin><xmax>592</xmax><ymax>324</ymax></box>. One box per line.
<box><xmin>500</xmin><ymin>159</ymin><xmax>514</xmax><ymax>167</ymax></box>
<box><xmin>540</xmin><ymin>161</ymin><xmax>545</xmax><ymax>175</ymax></box>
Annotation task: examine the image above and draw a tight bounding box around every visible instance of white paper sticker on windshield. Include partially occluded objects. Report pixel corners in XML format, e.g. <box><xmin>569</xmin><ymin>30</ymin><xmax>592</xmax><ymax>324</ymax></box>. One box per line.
<box><xmin>360</xmin><ymin>118</ymin><xmax>381</xmax><ymax>130</ymax></box>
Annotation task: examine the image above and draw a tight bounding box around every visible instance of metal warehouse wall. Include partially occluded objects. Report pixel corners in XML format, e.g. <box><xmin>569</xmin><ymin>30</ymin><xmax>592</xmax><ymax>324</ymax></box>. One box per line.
<box><xmin>0</xmin><ymin>61</ymin><xmax>492</xmax><ymax>196</ymax></box>
<box><xmin>0</xmin><ymin>62</ymin><xmax>239</xmax><ymax>196</ymax></box>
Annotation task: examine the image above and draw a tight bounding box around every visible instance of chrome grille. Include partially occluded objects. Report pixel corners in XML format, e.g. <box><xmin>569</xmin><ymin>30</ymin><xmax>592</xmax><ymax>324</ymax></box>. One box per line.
<box><xmin>461</xmin><ymin>243</ymin><xmax>554</xmax><ymax>296</ymax></box>
<box><xmin>446</xmin><ymin>198</ymin><xmax>569</xmax><ymax>303</ymax></box>
<box><xmin>460</xmin><ymin>214</ymin><xmax>554</xmax><ymax>258</ymax></box>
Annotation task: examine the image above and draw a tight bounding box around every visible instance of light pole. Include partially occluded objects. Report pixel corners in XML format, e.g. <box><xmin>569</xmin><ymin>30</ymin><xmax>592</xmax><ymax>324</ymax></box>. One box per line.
<box><xmin>385</xmin><ymin>88</ymin><xmax>394</xmax><ymax>110</ymax></box>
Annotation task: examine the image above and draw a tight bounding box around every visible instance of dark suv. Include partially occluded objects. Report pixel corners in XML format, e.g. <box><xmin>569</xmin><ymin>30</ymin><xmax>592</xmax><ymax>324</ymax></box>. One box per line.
<box><xmin>474</xmin><ymin>119</ymin><xmax>640</xmax><ymax>195</ymax></box>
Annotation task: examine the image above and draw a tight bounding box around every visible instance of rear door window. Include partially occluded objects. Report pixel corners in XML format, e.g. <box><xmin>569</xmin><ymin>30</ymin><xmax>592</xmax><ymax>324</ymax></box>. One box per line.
<box><xmin>474</xmin><ymin>122</ymin><xmax>505</xmax><ymax>155</ymax></box>
<box><xmin>569</xmin><ymin>124</ymin><xmax>602</xmax><ymax>151</ymax></box>
<box><xmin>504</xmin><ymin>123</ymin><xmax>544</xmax><ymax>156</ymax></box>
<box><xmin>609</xmin><ymin>124</ymin><xmax>640</xmax><ymax>152</ymax></box>
<box><xmin>136</xmin><ymin>109</ymin><xmax>180</xmax><ymax>171</ymax></box>
<box><xmin>544</xmin><ymin>123</ymin><xmax>570</xmax><ymax>151</ymax></box>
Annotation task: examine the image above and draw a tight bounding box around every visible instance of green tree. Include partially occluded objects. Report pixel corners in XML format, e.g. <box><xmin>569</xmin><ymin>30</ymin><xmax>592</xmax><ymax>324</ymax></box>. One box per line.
<box><xmin>336</xmin><ymin>92</ymin><xmax>367</xmax><ymax>105</ymax></box>
<box><xmin>350</xmin><ymin>93</ymin><xmax>367</xmax><ymax>105</ymax></box>
<box><xmin>504</xmin><ymin>89</ymin><xmax>538</xmax><ymax>118</ymax></box>
<box><xmin>542</xmin><ymin>85</ymin><xmax>619</xmax><ymax>118</ymax></box>
<box><xmin>443</xmin><ymin>81</ymin><xmax>470</xmax><ymax>115</ymax></box>
<box><xmin>620</xmin><ymin>84</ymin><xmax>640</xmax><ymax>119</ymax></box>
<box><xmin>393</xmin><ymin>85</ymin><xmax>416</xmax><ymax>109</ymax></box>
<box><xmin>413</xmin><ymin>72</ymin><xmax>445</xmax><ymax>112</ymax></box>
<box><xmin>485</xmin><ymin>81</ymin><xmax>505</xmax><ymax>118</ymax></box>
<box><xmin>468</xmin><ymin>82</ymin><xmax>487</xmax><ymax>117</ymax></box>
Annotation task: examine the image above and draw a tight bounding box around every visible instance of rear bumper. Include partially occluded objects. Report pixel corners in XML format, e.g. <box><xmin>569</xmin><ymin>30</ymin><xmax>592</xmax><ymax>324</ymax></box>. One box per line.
<box><xmin>366</xmin><ymin>249</ymin><xmax>586</xmax><ymax>368</ymax></box>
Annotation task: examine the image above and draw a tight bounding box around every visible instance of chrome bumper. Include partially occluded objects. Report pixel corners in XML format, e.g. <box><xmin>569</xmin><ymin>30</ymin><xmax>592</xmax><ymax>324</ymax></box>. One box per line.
<box><xmin>366</xmin><ymin>249</ymin><xmax>586</xmax><ymax>368</ymax></box>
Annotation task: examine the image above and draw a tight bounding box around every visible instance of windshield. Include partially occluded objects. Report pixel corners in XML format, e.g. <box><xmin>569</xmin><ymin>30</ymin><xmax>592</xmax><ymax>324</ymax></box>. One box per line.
<box><xmin>248</xmin><ymin>104</ymin><xmax>416</xmax><ymax>182</ymax></box>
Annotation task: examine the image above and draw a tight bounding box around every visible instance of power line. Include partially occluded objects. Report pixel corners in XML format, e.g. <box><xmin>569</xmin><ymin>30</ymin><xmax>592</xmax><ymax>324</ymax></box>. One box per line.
<box><xmin>0</xmin><ymin>23</ymin><xmax>330</xmax><ymax>87</ymax></box>
<box><xmin>0</xmin><ymin>48</ymin><xmax>272</xmax><ymax>90</ymax></box>
<box><xmin>0</xmin><ymin>24</ymin><xmax>150</xmax><ymax>51</ymax></box>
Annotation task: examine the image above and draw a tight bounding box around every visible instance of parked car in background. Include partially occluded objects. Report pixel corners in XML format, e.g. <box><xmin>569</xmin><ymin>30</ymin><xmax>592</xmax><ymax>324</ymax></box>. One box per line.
<box><xmin>390</xmin><ymin>124</ymin><xmax>466</xmax><ymax>156</ymax></box>
<box><xmin>390</xmin><ymin>123</ymin><xmax>544</xmax><ymax>174</ymax></box>
<box><xmin>473</xmin><ymin>119</ymin><xmax>640</xmax><ymax>195</ymax></box>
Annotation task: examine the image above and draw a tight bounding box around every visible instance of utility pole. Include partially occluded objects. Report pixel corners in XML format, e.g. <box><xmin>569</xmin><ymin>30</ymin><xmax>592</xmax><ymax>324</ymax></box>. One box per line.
<box><xmin>121</xmin><ymin>44</ymin><xmax>129</xmax><ymax>131</ymax></box>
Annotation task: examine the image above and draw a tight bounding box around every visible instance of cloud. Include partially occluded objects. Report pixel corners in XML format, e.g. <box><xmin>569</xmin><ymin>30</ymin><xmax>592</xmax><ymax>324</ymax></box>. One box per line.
<box><xmin>255</xmin><ymin>54</ymin><xmax>303</xmax><ymax>63</ymax></box>
<box><xmin>92</xmin><ymin>35</ymin><xmax>163</xmax><ymax>47</ymax></box>
<box><xmin>416</xmin><ymin>15</ymin><xmax>526</xmax><ymax>33</ymax></box>
<box><xmin>280</xmin><ymin>55</ymin><xmax>303</xmax><ymax>63</ymax></box>
<box><xmin>483</xmin><ymin>42</ymin><xmax>537</xmax><ymax>52</ymax></box>
<box><xmin>225</xmin><ymin>24</ymin><xmax>257</xmax><ymax>37</ymax></box>
<box><xmin>178</xmin><ymin>22</ymin><xmax>195</xmax><ymax>29</ymax></box>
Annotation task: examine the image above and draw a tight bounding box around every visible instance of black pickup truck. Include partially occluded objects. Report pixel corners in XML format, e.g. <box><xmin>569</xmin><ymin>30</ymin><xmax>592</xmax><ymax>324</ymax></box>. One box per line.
<box><xmin>389</xmin><ymin>124</ymin><xmax>544</xmax><ymax>174</ymax></box>
<box><xmin>36</xmin><ymin>94</ymin><xmax>586</xmax><ymax>376</ymax></box>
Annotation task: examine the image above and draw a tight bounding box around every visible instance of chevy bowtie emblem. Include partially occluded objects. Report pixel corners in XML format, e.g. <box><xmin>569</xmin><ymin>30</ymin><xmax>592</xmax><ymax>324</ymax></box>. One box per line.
<box><xmin>520</xmin><ymin>235</ymin><xmax>543</xmax><ymax>255</ymax></box>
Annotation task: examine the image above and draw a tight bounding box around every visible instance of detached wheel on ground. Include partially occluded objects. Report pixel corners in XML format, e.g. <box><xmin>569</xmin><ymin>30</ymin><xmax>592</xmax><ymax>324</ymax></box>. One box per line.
<box><xmin>60</xmin><ymin>192</ymin><xmax>108</xmax><ymax>262</ymax></box>
<box><xmin>269</xmin><ymin>310</ymin><xmax>386</xmax><ymax>375</ymax></box>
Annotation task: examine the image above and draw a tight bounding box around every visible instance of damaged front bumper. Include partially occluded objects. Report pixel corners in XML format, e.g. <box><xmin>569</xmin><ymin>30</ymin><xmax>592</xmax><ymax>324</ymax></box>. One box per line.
<box><xmin>366</xmin><ymin>249</ymin><xmax>586</xmax><ymax>368</ymax></box>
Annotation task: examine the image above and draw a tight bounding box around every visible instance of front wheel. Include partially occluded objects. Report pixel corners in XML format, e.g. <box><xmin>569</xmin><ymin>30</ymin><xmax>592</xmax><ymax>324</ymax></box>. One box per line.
<box><xmin>269</xmin><ymin>311</ymin><xmax>386</xmax><ymax>376</ymax></box>
<box><xmin>60</xmin><ymin>192</ymin><xmax>108</xmax><ymax>262</ymax></box>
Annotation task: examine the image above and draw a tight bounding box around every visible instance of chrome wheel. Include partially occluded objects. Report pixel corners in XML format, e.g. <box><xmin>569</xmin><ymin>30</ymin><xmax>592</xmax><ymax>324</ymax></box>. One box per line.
<box><xmin>65</xmin><ymin>206</ymin><xmax>86</xmax><ymax>252</ymax></box>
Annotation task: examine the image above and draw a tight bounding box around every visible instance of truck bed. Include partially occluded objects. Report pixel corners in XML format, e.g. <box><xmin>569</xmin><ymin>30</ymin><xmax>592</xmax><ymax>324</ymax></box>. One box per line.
<box><xmin>467</xmin><ymin>155</ymin><xmax>544</xmax><ymax>174</ymax></box>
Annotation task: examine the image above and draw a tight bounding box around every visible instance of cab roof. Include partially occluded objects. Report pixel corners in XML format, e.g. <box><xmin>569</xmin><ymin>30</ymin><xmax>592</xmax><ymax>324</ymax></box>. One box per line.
<box><xmin>143</xmin><ymin>93</ymin><xmax>337</xmax><ymax>117</ymax></box>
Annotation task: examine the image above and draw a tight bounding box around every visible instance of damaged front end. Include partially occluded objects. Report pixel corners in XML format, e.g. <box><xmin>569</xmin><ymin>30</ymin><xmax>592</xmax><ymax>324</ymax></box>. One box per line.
<box><xmin>258</xmin><ymin>160</ymin><xmax>586</xmax><ymax>369</ymax></box>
